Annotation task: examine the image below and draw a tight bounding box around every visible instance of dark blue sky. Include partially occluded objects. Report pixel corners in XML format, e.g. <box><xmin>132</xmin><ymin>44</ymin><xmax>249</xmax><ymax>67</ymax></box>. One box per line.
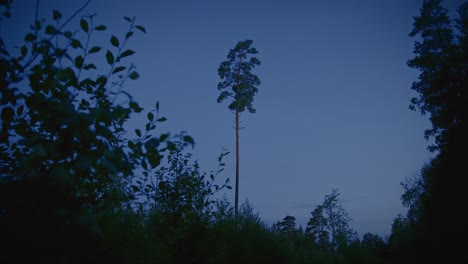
<box><xmin>3</xmin><ymin>0</ymin><xmax>462</xmax><ymax>238</ymax></box>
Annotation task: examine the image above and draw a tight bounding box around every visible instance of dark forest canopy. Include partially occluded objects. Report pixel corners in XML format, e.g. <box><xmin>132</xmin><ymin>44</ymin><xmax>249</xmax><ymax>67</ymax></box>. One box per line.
<box><xmin>392</xmin><ymin>0</ymin><xmax>468</xmax><ymax>262</ymax></box>
<box><xmin>0</xmin><ymin>0</ymin><xmax>467</xmax><ymax>263</ymax></box>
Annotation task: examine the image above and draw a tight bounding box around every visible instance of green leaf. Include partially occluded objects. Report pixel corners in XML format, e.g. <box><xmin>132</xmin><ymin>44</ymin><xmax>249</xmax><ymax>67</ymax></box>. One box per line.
<box><xmin>135</xmin><ymin>129</ymin><xmax>142</xmax><ymax>137</ymax></box>
<box><xmin>55</xmin><ymin>48</ymin><xmax>66</xmax><ymax>57</ymax></box>
<box><xmin>183</xmin><ymin>135</ymin><xmax>195</xmax><ymax>145</ymax></box>
<box><xmin>94</xmin><ymin>25</ymin><xmax>106</xmax><ymax>31</ymax></box>
<box><xmin>70</xmin><ymin>38</ymin><xmax>83</xmax><ymax>49</ymax></box>
<box><xmin>83</xmin><ymin>64</ymin><xmax>97</xmax><ymax>70</ymax></box>
<box><xmin>17</xmin><ymin>105</ymin><xmax>24</xmax><ymax>116</ymax></box>
<box><xmin>119</xmin><ymin>49</ymin><xmax>135</xmax><ymax>59</ymax></box>
<box><xmin>110</xmin><ymin>35</ymin><xmax>119</xmax><ymax>47</ymax></box>
<box><xmin>124</xmin><ymin>16</ymin><xmax>132</xmax><ymax>22</ymax></box>
<box><xmin>53</xmin><ymin>10</ymin><xmax>62</xmax><ymax>20</ymax></box>
<box><xmin>89</xmin><ymin>46</ymin><xmax>101</xmax><ymax>54</ymax></box>
<box><xmin>155</xmin><ymin>101</ymin><xmax>159</xmax><ymax>111</ymax></box>
<box><xmin>45</xmin><ymin>25</ymin><xmax>57</xmax><ymax>35</ymax></box>
<box><xmin>24</xmin><ymin>33</ymin><xmax>36</xmax><ymax>42</ymax></box>
<box><xmin>147</xmin><ymin>112</ymin><xmax>154</xmax><ymax>121</ymax></box>
<box><xmin>147</xmin><ymin>153</ymin><xmax>162</xmax><ymax>169</ymax></box>
<box><xmin>129</xmin><ymin>71</ymin><xmax>139</xmax><ymax>80</ymax></box>
<box><xmin>159</xmin><ymin>133</ymin><xmax>169</xmax><ymax>142</ymax></box>
<box><xmin>106</xmin><ymin>50</ymin><xmax>114</xmax><ymax>65</ymax></box>
<box><xmin>129</xmin><ymin>101</ymin><xmax>137</xmax><ymax>109</ymax></box>
<box><xmin>157</xmin><ymin>117</ymin><xmax>167</xmax><ymax>122</ymax></box>
<box><xmin>135</xmin><ymin>25</ymin><xmax>146</xmax><ymax>34</ymax></box>
<box><xmin>20</xmin><ymin>46</ymin><xmax>27</xmax><ymax>57</ymax></box>
<box><xmin>74</xmin><ymin>56</ymin><xmax>84</xmax><ymax>69</ymax></box>
<box><xmin>226</xmin><ymin>185</ymin><xmax>232</xmax><ymax>190</ymax></box>
<box><xmin>34</xmin><ymin>20</ymin><xmax>41</xmax><ymax>31</ymax></box>
<box><xmin>125</xmin><ymin>31</ymin><xmax>134</xmax><ymax>40</ymax></box>
<box><xmin>80</xmin><ymin>18</ymin><xmax>89</xmax><ymax>32</ymax></box>
<box><xmin>129</xmin><ymin>101</ymin><xmax>141</xmax><ymax>112</ymax></box>
<box><xmin>112</xmin><ymin>66</ymin><xmax>126</xmax><ymax>74</ymax></box>
<box><xmin>64</xmin><ymin>31</ymin><xmax>72</xmax><ymax>38</ymax></box>
<box><xmin>167</xmin><ymin>142</ymin><xmax>176</xmax><ymax>151</ymax></box>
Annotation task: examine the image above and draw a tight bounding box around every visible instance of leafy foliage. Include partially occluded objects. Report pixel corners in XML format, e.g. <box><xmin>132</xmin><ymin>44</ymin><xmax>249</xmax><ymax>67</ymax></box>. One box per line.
<box><xmin>0</xmin><ymin>2</ymin><xmax>180</xmax><ymax>262</ymax></box>
<box><xmin>142</xmin><ymin>142</ymin><xmax>230</xmax><ymax>222</ymax></box>
<box><xmin>4</xmin><ymin>1</ymin><xmax>464</xmax><ymax>263</ymax></box>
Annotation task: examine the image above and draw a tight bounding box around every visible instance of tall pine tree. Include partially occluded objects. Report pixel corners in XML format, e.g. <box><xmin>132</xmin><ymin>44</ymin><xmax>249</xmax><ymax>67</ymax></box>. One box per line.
<box><xmin>407</xmin><ymin>0</ymin><xmax>468</xmax><ymax>261</ymax></box>
<box><xmin>217</xmin><ymin>40</ymin><xmax>261</xmax><ymax>220</ymax></box>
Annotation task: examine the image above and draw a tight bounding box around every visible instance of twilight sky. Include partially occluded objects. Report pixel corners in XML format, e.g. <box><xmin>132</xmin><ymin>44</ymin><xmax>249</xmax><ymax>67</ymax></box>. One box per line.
<box><xmin>3</xmin><ymin>0</ymin><xmax>462</xmax><ymax>238</ymax></box>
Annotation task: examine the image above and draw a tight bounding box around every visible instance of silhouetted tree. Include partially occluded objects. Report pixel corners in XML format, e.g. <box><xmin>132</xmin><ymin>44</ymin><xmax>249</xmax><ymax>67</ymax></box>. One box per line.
<box><xmin>408</xmin><ymin>0</ymin><xmax>460</xmax><ymax>152</ymax></box>
<box><xmin>322</xmin><ymin>189</ymin><xmax>355</xmax><ymax>254</ymax></box>
<box><xmin>238</xmin><ymin>198</ymin><xmax>263</xmax><ymax>228</ymax></box>
<box><xmin>400</xmin><ymin>161</ymin><xmax>436</xmax><ymax>225</ymax></box>
<box><xmin>306</xmin><ymin>204</ymin><xmax>329</xmax><ymax>254</ymax></box>
<box><xmin>361</xmin><ymin>233</ymin><xmax>385</xmax><ymax>257</ymax></box>
<box><xmin>278</xmin><ymin>215</ymin><xmax>297</xmax><ymax>250</ymax></box>
<box><xmin>217</xmin><ymin>39</ymin><xmax>261</xmax><ymax>220</ymax></box>
<box><xmin>406</xmin><ymin>0</ymin><xmax>468</xmax><ymax>261</ymax></box>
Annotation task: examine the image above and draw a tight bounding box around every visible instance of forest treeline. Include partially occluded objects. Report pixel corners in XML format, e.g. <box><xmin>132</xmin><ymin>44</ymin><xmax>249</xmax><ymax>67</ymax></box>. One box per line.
<box><xmin>0</xmin><ymin>0</ymin><xmax>466</xmax><ymax>263</ymax></box>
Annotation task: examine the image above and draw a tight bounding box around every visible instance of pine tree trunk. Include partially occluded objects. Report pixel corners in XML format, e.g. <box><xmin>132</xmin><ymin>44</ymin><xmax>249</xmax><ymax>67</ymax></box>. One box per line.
<box><xmin>235</xmin><ymin>107</ymin><xmax>240</xmax><ymax>221</ymax></box>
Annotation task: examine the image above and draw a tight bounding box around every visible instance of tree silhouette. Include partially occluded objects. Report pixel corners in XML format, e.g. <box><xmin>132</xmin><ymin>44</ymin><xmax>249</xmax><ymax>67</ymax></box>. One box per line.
<box><xmin>306</xmin><ymin>204</ymin><xmax>329</xmax><ymax>254</ymax></box>
<box><xmin>217</xmin><ymin>39</ymin><xmax>261</xmax><ymax>220</ymax></box>
<box><xmin>0</xmin><ymin>2</ymin><xmax>173</xmax><ymax>262</ymax></box>
<box><xmin>322</xmin><ymin>189</ymin><xmax>354</xmax><ymax>254</ymax></box>
<box><xmin>403</xmin><ymin>0</ymin><xmax>468</xmax><ymax>261</ymax></box>
<box><xmin>306</xmin><ymin>189</ymin><xmax>355</xmax><ymax>255</ymax></box>
<box><xmin>279</xmin><ymin>215</ymin><xmax>297</xmax><ymax>250</ymax></box>
<box><xmin>408</xmin><ymin>0</ymin><xmax>459</xmax><ymax>152</ymax></box>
